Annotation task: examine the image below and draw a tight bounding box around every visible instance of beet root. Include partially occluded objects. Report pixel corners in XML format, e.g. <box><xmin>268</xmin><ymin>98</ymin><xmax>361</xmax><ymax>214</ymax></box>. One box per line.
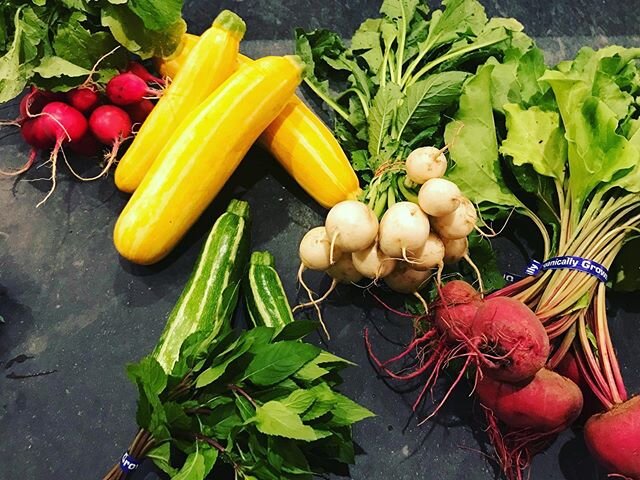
<box><xmin>584</xmin><ymin>396</ymin><xmax>640</xmax><ymax>478</ymax></box>
<box><xmin>435</xmin><ymin>280</ymin><xmax>483</xmax><ymax>342</ymax></box>
<box><xmin>477</xmin><ymin>368</ymin><xmax>583</xmax><ymax>432</ymax></box>
<box><xmin>472</xmin><ymin>297</ymin><xmax>550</xmax><ymax>383</ymax></box>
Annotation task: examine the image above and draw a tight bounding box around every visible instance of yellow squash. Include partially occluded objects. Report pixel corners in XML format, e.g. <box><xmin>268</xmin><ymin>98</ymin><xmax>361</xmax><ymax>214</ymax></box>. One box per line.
<box><xmin>115</xmin><ymin>12</ymin><xmax>245</xmax><ymax>193</ymax></box>
<box><xmin>114</xmin><ymin>55</ymin><xmax>305</xmax><ymax>265</ymax></box>
<box><xmin>154</xmin><ymin>35</ymin><xmax>361</xmax><ymax>208</ymax></box>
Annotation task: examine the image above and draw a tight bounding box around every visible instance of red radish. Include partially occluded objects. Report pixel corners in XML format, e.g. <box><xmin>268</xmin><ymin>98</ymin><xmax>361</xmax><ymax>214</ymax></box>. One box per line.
<box><xmin>125</xmin><ymin>99</ymin><xmax>155</xmax><ymax>125</ymax></box>
<box><xmin>21</xmin><ymin>117</ymin><xmax>54</xmax><ymax>150</ymax></box>
<box><xmin>126</xmin><ymin>61</ymin><xmax>165</xmax><ymax>85</ymax></box>
<box><xmin>27</xmin><ymin>101</ymin><xmax>88</xmax><ymax>205</ymax></box>
<box><xmin>471</xmin><ymin>296</ymin><xmax>550</xmax><ymax>383</ymax></box>
<box><xmin>79</xmin><ymin>105</ymin><xmax>133</xmax><ymax>179</ymax></box>
<box><xmin>66</xmin><ymin>87</ymin><xmax>100</xmax><ymax>113</ymax></box>
<box><xmin>69</xmin><ymin>132</ymin><xmax>101</xmax><ymax>157</ymax></box>
<box><xmin>89</xmin><ymin>105</ymin><xmax>132</xmax><ymax>145</ymax></box>
<box><xmin>40</xmin><ymin>102</ymin><xmax>88</xmax><ymax>145</ymax></box>
<box><xmin>584</xmin><ymin>396</ymin><xmax>640</xmax><ymax>478</ymax></box>
<box><xmin>1</xmin><ymin>88</ymin><xmax>57</xmax><ymax>127</ymax></box>
<box><xmin>0</xmin><ymin>117</ymin><xmax>49</xmax><ymax>176</ymax></box>
<box><xmin>106</xmin><ymin>72</ymin><xmax>162</xmax><ymax>105</ymax></box>
<box><xmin>434</xmin><ymin>280</ymin><xmax>483</xmax><ymax>342</ymax></box>
<box><xmin>477</xmin><ymin>369</ymin><xmax>583</xmax><ymax>432</ymax></box>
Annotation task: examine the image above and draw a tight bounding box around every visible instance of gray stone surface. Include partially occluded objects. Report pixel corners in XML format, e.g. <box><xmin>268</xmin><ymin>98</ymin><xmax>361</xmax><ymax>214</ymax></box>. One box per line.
<box><xmin>1</xmin><ymin>1</ymin><xmax>639</xmax><ymax>480</ymax></box>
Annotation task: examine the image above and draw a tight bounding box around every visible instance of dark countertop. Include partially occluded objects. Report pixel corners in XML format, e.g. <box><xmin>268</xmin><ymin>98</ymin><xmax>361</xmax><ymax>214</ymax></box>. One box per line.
<box><xmin>1</xmin><ymin>1</ymin><xmax>639</xmax><ymax>479</ymax></box>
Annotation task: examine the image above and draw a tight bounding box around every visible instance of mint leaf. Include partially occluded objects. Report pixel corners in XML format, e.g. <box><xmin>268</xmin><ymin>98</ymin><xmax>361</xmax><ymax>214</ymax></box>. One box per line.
<box><xmin>173</xmin><ymin>451</ymin><xmax>205</xmax><ymax>480</ymax></box>
<box><xmin>147</xmin><ymin>443</ymin><xmax>178</xmax><ymax>477</ymax></box>
<box><xmin>127</xmin><ymin>356</ymin><xmax>167</xmax><ymax>395</ymax></box>
<box><xmin>243</xmin><ymin>341</ymin><xmax>320</xmax><ymax>386</ymax></box>
<box><xmin>281</xmin><ymin>389</ymin><xmax>316</xmax><ymax>415</ymax></box>
<box><xmin>255</xmin><ymin>401</ymin><xmax>318</xmax><ymax>441</ymax></box>
<box><xmin>330</xmin><ymin>392</ymin><xmax>376</xmax><ymax>426</ymax></box>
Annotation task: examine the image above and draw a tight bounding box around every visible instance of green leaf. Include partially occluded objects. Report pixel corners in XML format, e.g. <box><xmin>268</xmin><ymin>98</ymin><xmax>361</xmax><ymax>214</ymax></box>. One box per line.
<box><xmin>273</xmin><ymin>320</ymin><xmax>319</xmax><ymax>342</ymax></box>
<box><xmin>329</xmin><ymin>392</ymin><xmax>375</xmax><ymax>426</ymax></box>
<box><xmin>445</xmin><ymin>64</ymin><xmax>524</xmax><ymax>211</ymax></box>
<box><xmin>465</xmin><ymin>233</ymin><xmax>506</xmax><ymax>293</ymax></box>
<box><xmin>32</xmin><ymin>56</ymin><xmax>90</xmax><ymax>78</ymax></box>
<box><xmin>542</xmin><ymin>50</ymin><xmax>640</xmax><ymax>208</ymax></box>
<box><xmin>127</xmin><ymin>356</ymin><xmax>167</xmax><ymax>396</ymax></box>
<box><xmin>101</xmin><ymin>4</ymin><xmax>186</xmax><ymax>59</ymax></box>
<box><xmin>243</xmin><ymin>341</ymin><xmax>320</xmax><ymax>386</ymax></box>
<box><xmin>0</xmin><ymin>9</ymin><xmax>28</xmax><ymax>103</ymax></box>
<box><xmin>281</xmin><ymin>389</ymin><xmax>316</xmax><ymax>415</ymax></box>
<box><xmin>396</xmin><ymin>71</ymin><xmax>469</xmax><ymax>140</ymax></box>
<box><xmin>127</xmin><ymin>0</ymin><xmax>182</xmax><ymax>31</ymax></box>
<box><xmin>367</xmin><ymin>82</ymin><xmax>402</xmax><ymax>156</ymax></box>
<box><xmin>380</xmin><ymin>0</ymin><xmax>419</xmax><ymax>21</ymax></box>
<box><xmin>147</xmin><ymin>443</ymin><xmax>178</xmax><ymax>477</ymax></box>
<box><xmin>421</xmin><ymin>0</ymin><xmax>488</xmax><ymax>53</ymax></box>
<box><xmin>173</xmin><ymin>450</ymin><xmax>205</xmax><ymax>480</ymax></box>
<box><xmin>500</xmin><ymin>103</ymin><xmax>567</xmax><ymax>182</ymax></box>
<box><xmin>294</xmin><ymin>362</ymin><xmax>331</xmax><ymax>383</ymax></box>
<box><xmin>254</xmin><ymin>401</ymin><xmax>318</xmax><ymax>441</ymax></box>
<box><xmin>195</xmin><ymin>335</ymin><xmax>255</xmax><ymax>388</ymax></box>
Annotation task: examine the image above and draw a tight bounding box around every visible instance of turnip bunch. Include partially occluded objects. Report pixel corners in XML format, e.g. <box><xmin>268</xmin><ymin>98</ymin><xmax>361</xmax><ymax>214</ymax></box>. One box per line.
<box><xmin>295</xmin><ymin>155</ymin><xmax>481</xmax><ymax>338</ymax></box>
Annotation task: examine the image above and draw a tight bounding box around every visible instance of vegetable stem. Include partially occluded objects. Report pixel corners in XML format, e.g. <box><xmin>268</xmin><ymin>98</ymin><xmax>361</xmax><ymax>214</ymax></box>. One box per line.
<box><xmin>303</xmin><ymin>78</ymin><xmax>351</xmax><ymax>123</ymax></box>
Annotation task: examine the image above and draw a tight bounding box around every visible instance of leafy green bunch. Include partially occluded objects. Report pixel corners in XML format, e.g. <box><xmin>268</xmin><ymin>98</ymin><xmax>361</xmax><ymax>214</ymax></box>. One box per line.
<box><xmin>296</xmin><ymin>0</ymin><xmax>537</xmax><ymax>217</ymax></box>
<box><xmin>106</xmin><ymin>322</ymin><xmax>374</xmax><ymax>480</ymax></box>
<box><xmin>0</xmin><ymin>0</ymin><xmax>186</xmax><ymax>102</ymax></box>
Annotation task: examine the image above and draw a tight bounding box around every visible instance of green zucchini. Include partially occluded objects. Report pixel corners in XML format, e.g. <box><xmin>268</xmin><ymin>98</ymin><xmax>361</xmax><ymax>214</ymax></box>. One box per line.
<box><xmin>152</xmin><ymin>199</ymin><xmax>251</xmax><ymax>373</ymax></box>
<box><xmin>244</xmin><ymin>251</ymin><xmax>295</xmax><ymax>331</ymax></box>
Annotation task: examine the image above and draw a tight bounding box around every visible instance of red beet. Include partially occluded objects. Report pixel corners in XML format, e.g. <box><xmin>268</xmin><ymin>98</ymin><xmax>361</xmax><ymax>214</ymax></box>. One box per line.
<box><xmin>435</xmin><ymin>280</ymin><xmax>483</xmax><ymax>342</ymax></box>
<box><xmin>555</xmin><ymin>350</ymin><xmax>605</xmax><ymax>419</ymax></box>
<box><xmin>472</xmin><ymin>297</ymin><xmax>550</xmax><ymax>383</ymax></box>
<box><xmin>584</xmin><ymin>396</ymin><xmax>640</xmax><ymax>478</ymax></box>
<box><xmin>477</xmin><ymin>368</ymin><xmax>583</xmax><ymax>431</ymax></box>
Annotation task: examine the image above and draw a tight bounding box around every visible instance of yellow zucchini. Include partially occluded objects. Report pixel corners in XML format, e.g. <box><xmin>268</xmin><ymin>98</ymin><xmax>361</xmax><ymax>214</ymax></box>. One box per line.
<box><xmin>154</xmin><ymin>35</ymin><xmax>361</xmax><ymax>208</ymax></box>
<box><xmin>154</xmin><ymin>33</ymin><xmax>199</xmax><ymax>79</ymax></box>
<box><xmin>114</xmin><ymin>12</ymin><xmax>245</xmax><ymax>194</ymax></box>
<box><xmin>114</xmin><ymin>55</ymin><xmax>305</xmax><ymax>265</ymax></box>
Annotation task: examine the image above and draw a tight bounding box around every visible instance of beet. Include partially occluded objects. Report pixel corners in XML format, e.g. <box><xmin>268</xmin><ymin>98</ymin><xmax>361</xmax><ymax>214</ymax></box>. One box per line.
<box><xmin>435</xmin><ymin>280</ymin><xmax>483</xmax><ymax>341</ymax></box>
<box><xmin>584</xmin><ymin>396</ymin><xmax>640</xmax><ymax>478</ymax></box>
<box><xmin>472</xmin><ymin>296</ymin><xmax>550</xmax><ymax>383</ymax></box>
<box><xmin>477</xmin><ymin>368</ymin><xmax>583</xmax><ymax>431</ymax></box>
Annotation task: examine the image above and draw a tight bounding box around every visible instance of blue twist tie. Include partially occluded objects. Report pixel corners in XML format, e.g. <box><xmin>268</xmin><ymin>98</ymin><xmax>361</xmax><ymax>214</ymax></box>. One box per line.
<box><xmin>524</xmin><ymin>256</ymin><xmax>608</xmax><ymax>282</ymax></box>
<box><xmin>119</xmin><ymin>452</ymin><xmax>140</xmax><ymax>474</ymax></box>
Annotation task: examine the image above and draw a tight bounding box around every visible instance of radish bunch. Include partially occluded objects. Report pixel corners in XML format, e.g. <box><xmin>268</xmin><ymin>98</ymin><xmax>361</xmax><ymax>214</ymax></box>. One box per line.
<box><xmin>0</xmin><ymin>62</ymin><xmax>162</xmax><ymax>206</ymax></box>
